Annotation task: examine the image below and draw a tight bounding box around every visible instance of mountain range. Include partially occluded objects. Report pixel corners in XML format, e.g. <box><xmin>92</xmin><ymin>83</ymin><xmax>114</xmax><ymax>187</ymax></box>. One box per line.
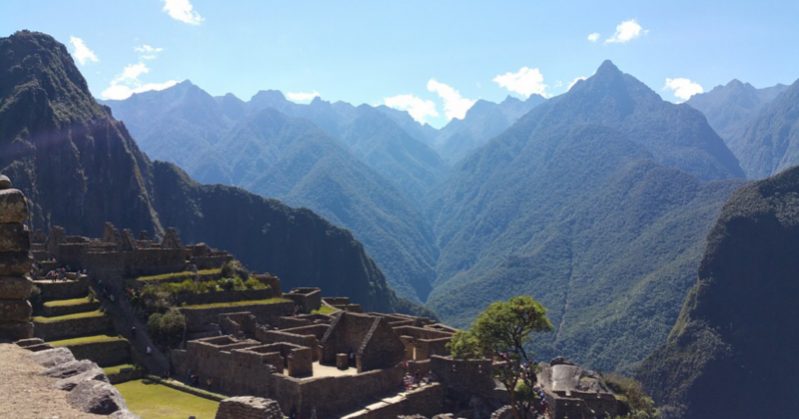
<box><xmin>688</xmin><ymin>78</ymin><xmax>799</xmax><ymax>179</ymax></box>
<box><xmin>427</xmin><ymin>60</ymin><xmax>745</xmax><ymax>371</ymax></box>
<box><xmin>0</xmin><ymin>30</ymin><xmax>415</xmax><ymax>313</ymax></box>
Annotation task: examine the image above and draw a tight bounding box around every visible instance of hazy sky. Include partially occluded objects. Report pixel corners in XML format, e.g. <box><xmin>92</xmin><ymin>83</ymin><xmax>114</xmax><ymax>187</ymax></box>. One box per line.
<box><xmin>2</xmin><ymin>0</ymin><xmax>798</xmax><ymax>127</ymax></box>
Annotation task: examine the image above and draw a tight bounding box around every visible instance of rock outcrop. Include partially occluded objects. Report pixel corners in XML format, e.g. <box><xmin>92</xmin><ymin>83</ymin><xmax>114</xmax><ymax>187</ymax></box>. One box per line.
<box><xmin>0</xmin><ymin>175</ymin><xmax>33</xmax><ymax>341</ymax></box>
<box><xmin>10</xmin><ymin>344</ymin><xmax>135</xmax><ymax>417</ymax></box>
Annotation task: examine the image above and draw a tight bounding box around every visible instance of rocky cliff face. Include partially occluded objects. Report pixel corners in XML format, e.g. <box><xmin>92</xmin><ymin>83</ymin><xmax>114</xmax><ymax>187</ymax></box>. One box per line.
<box><xmin>639</xmin><ymin>166</ymin><xmax>799</xmax><ymax>418</ymax></box>
<box><xmin>0</xmin><ymin>30</ymin><xmax>405</xmax><ymax>312</ymax></box>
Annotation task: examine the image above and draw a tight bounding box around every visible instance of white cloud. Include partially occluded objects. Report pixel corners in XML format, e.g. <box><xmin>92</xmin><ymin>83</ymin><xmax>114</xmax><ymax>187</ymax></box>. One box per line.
<box><xmin>567</xmin><ymin>76</ymin><xmax>588</xmax><ymax>91</ymax></box>
<box><xmin>664</xmin><ymin>77</ymin><xmax>704</xmax><ymax>101</ymax></box>
<box><xmin>134</xmin><ymin>44</ymin><xmax>164</xmax><ymax>60</ymax></box>
<box><xmin>426</xmin><ymin>79</ymin><xmax>476</xmax><ymax>121</ymax></box>
<box><xmin>286</xmin><ymin>91</ymin><xmax>320</xmax><ymax>103</ymax></box>
<box><xmin>587</xmin><ymin>32</ymin><xmax>600</xmax><ymax>43</ymax></box>
<box><xmin>384</xmin><ymin>94</ymin><xmax>439</xmax><ymax>124</ymax></box>
<box><xmin>115</xmin><ymin>62</ymin><xmax>150</xmax><ymax>84</ymax></box>
<box><xmin>68</xmin><ymin>36</ymin><xmax>98</xmax><ymax>65</ymax></box>
<box><xmin>101</xmin><ymin>80</ymin><xmax>179</xmax><ymax>100</ymax></box>
<box><xmin>162</xmin><ymin>0</ymin><xmax>204</xmax><ymax>25</ymax></box>
<box><xmin>605</xmin><ymin>19</ymin><xmax>647</xmax><ymax>44</ymax></box>
<box><xmin>492</xmin><ymin>66</ymin><xmax>549</xmax><ymax>98</ymax></box>
<box><xmin>101</xmin><ymin>62</ymin><xmax>178</xmax><ymax>100</ymax></box>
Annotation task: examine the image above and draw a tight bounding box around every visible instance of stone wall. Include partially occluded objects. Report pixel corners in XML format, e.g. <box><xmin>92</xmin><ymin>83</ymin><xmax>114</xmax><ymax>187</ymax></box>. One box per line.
<box><xmin>284</xmin><ymin>287</ymin><xmax>321</xmax><ymax>313</ymax></box>
<box><xmin>430</xmin><ymin>355</ymin><xmax>495</xmax><ymax>398</ymax></box>
<box><xmin>68</xmin><ymin>339</ymin><xmax>130</xmax><ymax>367</ymax></box>
<box><xmin>321</xmin><ymin>312</ymin><xmax>401</xmax><ymax>371</ymax></box>
<box><xmin>33</xmin><ymin>275</ymin><xmax>89</xmax><ymax>300</ymax></box>
<box><xmin>34</xmin><ymin>315</ymin><xmax>112</xmax><ymax>341</ymax></box>
<box><xmin>215</xmin><ymin>396</ymin><xmax>283</xmax><ymax>419</ymax></box>
<box><xmin>343</xmin><ymin>383</ymin><xmax>444</xmax><ymax>418</ymax></box>
<box><xmin>0</xmin><ymin>177</ymin><xmax>34</xmax><ymax>341</ymax></box>
<box><xmin>181</xmin><ymin>301</ymin><xmax>294</xmax><ymax>333</ymax></box>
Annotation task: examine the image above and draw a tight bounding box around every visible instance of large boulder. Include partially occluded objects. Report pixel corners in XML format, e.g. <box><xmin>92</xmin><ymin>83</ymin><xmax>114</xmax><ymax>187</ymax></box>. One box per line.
<box><xmin>30</xmin><ymin>347</ymin><xmax>76</xmax><ymax>368</ymax></box>
<box><xmin>0</xmin><ymin>299</ymin><xmax>32</xmax><ymax>322</ymax></box>
<box><xmin>0</xmin><ymin>251</ymin><xmax>33</xmax><ymax>276</ymax></box>
<box><xmin>0</xmin><ymin>276</ymin><xmax>33</xmax><ymax>299</ymax></box>
<box><xmin>0</xmin><ymin>189</ymin><xmax>28</xmax><ymax>224</ymax></box>
<box><xmin>215</xmin><ymin>396</ymin><xmax>284</xmax><ymax>419</ymax></box>
<box><xmin>66</xmin><ymin>379</ymin><xmax>128</xmax><ymax>415</ymax></box>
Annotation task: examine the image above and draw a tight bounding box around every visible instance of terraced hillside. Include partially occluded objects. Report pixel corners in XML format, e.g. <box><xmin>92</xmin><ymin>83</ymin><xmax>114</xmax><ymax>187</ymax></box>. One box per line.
<box><xmin>31</xmin><ymin>275</ymin><xmax>139</xmax><ymax>383</ymax></box>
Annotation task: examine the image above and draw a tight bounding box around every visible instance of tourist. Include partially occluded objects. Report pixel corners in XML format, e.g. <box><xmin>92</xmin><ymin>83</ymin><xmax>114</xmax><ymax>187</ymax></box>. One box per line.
<box><xmin>145</xmin><ymin>345</ymin><xmax>152</xmax><ymax>356</ymax></box>
<box><xmin>130</xmin><ymin>325</ymin><xmax>137</xmax><ymax>337</ymax></box>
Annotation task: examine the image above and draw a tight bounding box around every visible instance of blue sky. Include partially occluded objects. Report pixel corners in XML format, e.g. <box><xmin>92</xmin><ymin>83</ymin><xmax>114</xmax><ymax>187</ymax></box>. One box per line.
<box><xmin>2</xmin><ymin>0</ymin><xmax>798</xmax><ymax>127</ymax></box>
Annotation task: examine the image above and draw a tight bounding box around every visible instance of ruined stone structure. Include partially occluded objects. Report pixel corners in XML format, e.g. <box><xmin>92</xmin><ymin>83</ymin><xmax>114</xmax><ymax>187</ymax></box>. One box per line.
<box><xmin>320</xmin><ymin>311</ymin><xmax>406</xmax><ymax>372</ymax></box>
<box><xmin>216</xmin><ymin>396</ymin><xmax>284</xmax><ymax>419</ymax></box>
<box><xmin>34</xmin><ymin>222</ymin><xmax>233</xmax><ymax>280</ymax></box>
<box><xmin>170</xmin><ymin>296</ymin><xmax>464</xmax><ymax>418</ymax></box>
<box><xmin>537</xmin><ymin>360</ymin><xmax>620</xmax><ymax>418</ymax></box>
<box><xmin>0</xmin><ymin>176</ymin><xmax>34</xmax><ymax>341</ymax></box>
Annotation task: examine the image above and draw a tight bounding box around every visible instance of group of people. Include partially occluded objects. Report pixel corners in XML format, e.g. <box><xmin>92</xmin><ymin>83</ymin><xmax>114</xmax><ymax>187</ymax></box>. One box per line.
<box><xmin>43</xmin><ymin>266</ymin><xmax>83</xmax><ymax>280</ymax></box>
<box><xmin>401</xmin><ymin>369</ymin><xmax>435</xmax><ymax>391</ymax></box>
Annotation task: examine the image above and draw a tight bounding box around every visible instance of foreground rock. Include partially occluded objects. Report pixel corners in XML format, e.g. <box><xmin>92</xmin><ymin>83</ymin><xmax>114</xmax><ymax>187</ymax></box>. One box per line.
<box><xmin>0</xmin><ymin>177</ymin><xmax>34</xmax><ymax>342</ymax></box>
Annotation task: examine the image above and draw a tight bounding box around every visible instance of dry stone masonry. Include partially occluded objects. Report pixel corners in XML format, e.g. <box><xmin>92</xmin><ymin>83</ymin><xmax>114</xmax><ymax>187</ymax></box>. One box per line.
<box><xmin>0</xmin><ymin>175</ymin><xmax>34</xmax><ymax>341</ymax></box>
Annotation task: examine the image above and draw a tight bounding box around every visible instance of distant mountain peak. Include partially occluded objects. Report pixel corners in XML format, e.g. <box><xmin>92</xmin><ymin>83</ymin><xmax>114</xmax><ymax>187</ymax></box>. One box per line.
<box><xmin>596</xmin><ymin>59</ymin><xmax>622</xmax><ymax>76</ymax></box>
<box><xmin>251</xmin><ymin>89</ymin><xmax>286</xmax><ymax>102</ymax></box>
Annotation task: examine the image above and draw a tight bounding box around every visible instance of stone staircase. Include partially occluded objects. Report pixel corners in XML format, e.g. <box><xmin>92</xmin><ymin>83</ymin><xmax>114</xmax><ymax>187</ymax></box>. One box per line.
<box><xmin>31</xmin><ymin>276</ymin><xmax>139</xmax><ymax>383</ymax></box>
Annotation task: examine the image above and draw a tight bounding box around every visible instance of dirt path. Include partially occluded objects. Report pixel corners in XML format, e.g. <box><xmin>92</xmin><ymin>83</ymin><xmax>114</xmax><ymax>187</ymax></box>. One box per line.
<box><xmin>0</xmin><ymin>344</ymin><xmax>103</xmax><ymax>419</ymax></box>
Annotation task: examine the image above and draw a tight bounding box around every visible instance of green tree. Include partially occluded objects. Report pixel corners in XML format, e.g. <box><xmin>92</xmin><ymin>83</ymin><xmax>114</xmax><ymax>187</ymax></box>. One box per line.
<box><xmin>448</xmin><ymin>295</ymin><xmax>553</xmax><ymax>419</ymax></box>
<box><xmin>147</xmin><ymin>308</ymin><xmax>187</xmax><ymax>348</ymax></box>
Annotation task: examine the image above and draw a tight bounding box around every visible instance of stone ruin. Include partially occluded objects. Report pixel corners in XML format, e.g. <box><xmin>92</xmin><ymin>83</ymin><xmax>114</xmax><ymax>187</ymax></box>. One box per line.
<box><xmin>215</xmin><ymin>396</ymin><xmax>284</xmax><ymax>419</ymax></box>
<box><xmin>33</xmin><ymin>222</ymin><xmax>234</xmax><ymax>280</ymax></box>
<box><xmin>0</xmin><ymin>175</ymin><xmax>34</xmax><ymax>341</ymax></box>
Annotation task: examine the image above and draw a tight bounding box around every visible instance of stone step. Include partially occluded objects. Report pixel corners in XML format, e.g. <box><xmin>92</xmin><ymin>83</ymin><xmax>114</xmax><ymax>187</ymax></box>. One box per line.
<box><xmin>33</xmin><ymin>309</ymin><xmax>112</xmax><ymax>341</ymax></box>
<box><xmin>41</xmin><ymin>295</ymin><xmax>101</xmax><ymax>317</ymax></box>
<box><xmin>49</xmin><ymin>334</ymin><xmax>131</xmax><ymax>367</ymax></box>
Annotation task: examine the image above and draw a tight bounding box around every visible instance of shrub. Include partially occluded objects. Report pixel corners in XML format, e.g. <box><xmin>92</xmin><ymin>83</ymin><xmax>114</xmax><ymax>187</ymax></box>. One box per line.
<box><xmin>147</xmin><ymin>308</ymin><xmax>186</xmax><ymax>348</ymax></box>
<box><xmin>604</xmin><ymin>373</ymin><xmax>659</xmax><ymax>418</ymax></box>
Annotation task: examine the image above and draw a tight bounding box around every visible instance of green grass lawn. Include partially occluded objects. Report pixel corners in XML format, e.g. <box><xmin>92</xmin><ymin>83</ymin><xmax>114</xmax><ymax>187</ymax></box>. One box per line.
<box><xmin>103</xmin><ymin>363</ymin><xmax>136</xmax><ymax>376</ymax></box>
<box><xmin>312</xmin><ymin>304</ymin><xmax>338</xmax><ymax>315</ymax></box>
<box><xmin>32</xmin><ymin>309</ymin><xmax>105</xmax><ymax>323</ymax></box>
<box><xmin>181</xmin><ymin>297</ymin><xmax>291</xmax><ymax>310</ymax></box>
<box><xmin>49</xmin><ymin>334</ymin><xmax>126</xmax><ymax>347</ymax></box>
<box><xmin>136</xmin><ymin>268</ymin><xmax>222</xmax><ymax>283</ymax></box>
<box><xmin>116</xmin><ymin>379</ymin><xmax>219</xmax><ymax>419</ymax></box>
<box><xmin>43</xmin><ymin>295</ymin><xmax>94</xmax><ymax>307</ymax></box>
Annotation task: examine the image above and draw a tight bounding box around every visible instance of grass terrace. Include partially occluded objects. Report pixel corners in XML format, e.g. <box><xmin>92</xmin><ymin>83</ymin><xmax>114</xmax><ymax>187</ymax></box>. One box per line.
<box><xmin>103</xmin><ymin>363</ymin><xmax>136</xmax><ymax>376</ymax></box>
<box><xmin>136</xmin><ymin>268</ymin><xmax>222</xmax><ymax>283</ymax></box>
<box><xmin>43</xmin><ymin>295</ymin><xmax>95</xmax><ymax>307</ymax></box>
<box><xmin>33</xmin><ymin>309</ymin><xmax>105</xmax><ymax>323</ymax></box>
<box><xmin>181</xmin><ymin>297</ymin><xmax>291</xmax><ymax>310</ymax></box>
<box><xmin>312</xmin><ymin>304</ymin><xmax>339</xmax><ymax>315</ymax></box>
<box><xmin>116</xmin><ymin>378</ymin><xmax>219</xmax><ymax>419</ymax></box>
<box><xmin>49</xmin><ymin>334</ymin><xmax>126</xmax><ymax>347</ymax></box>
